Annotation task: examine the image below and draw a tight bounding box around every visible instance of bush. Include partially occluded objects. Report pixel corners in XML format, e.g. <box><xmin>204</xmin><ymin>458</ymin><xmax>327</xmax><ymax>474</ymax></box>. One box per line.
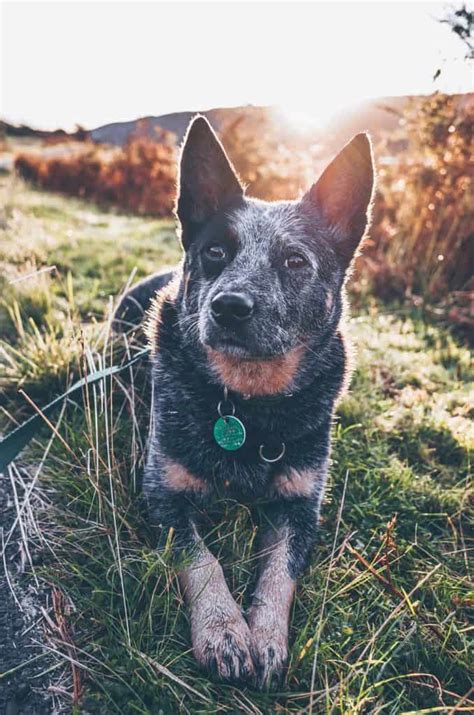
<box><xmin>368</xmin><ymin>93</ymin><xmax>473</xmax><ymax>304</ymax></box>
<box><xmin>15</xmin><ymin>123</ymin><xmax>177</xmax><ymax>217</ymax></box>
<box><xmin>219</xmin><ymin>112</ymin><xmax>318</xmax><ymax>200</ymax></box>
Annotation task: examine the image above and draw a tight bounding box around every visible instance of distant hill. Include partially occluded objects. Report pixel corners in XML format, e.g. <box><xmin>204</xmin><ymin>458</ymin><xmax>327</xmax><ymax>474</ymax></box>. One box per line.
<box><xmin>90</xmin><ymin>106</ymin><xmax>268</xmax><ymax>145</ymax></box>
<box><xmin>88</xmin><ymin>99</ymin><xmax>407</xmax><ymax>149</ymax></box>
<box><xmin>88</xmin><ymin>94</ymin><xmax>473</xmax><ymax>156</ymax></box>
<box><xmin>0</xmin><ymin>121</ymin><xmax>88</xmax><ymax>142</ymax></box>
<box><xmin>2</xmin><ymin>94</ymin><xmax>471</xmax><ymax>154</ymax></box>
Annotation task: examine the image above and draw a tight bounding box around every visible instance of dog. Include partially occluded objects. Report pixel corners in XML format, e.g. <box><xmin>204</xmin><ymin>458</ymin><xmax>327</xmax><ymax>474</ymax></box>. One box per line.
<box><xmin>114</xmin><ymin>116</ymin><xmax>374</xmax><ymax>688</ymax></box>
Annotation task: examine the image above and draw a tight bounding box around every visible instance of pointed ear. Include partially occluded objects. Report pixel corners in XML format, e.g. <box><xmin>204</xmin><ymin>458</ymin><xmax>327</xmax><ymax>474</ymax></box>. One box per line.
<box><xmin>303</xmin><ymin>133</ymin><xmax>375</xmax><ymax>265</ymax></box>
<box><xmin>176</xmin><ymin>116</ymin><xmax>243</xmax><ymax>248</ymax></box>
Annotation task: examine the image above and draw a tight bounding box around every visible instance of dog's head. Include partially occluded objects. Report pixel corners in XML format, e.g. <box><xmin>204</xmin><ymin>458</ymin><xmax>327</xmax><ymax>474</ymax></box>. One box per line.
<box><xmin>175</xmin><ymin>116</ymin><xmax>374</xmax><ymax>392</ymax></box>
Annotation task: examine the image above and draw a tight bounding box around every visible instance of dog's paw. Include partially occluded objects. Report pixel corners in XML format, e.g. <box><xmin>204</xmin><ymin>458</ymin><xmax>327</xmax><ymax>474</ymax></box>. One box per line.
<box><xmin>192</xmin><ymin>614</ymin><xmax>255</xmax><ymax>683</ymax></box>
<box><xmin>250</xmin><ymin>627</ymin><xmax>288</xmax><ymax>690</ymax></box>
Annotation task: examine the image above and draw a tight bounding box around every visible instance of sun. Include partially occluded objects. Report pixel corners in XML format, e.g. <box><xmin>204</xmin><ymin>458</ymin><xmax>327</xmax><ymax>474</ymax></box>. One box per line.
<box><xmin>273</xmin><ymin>94</ymin><xmax>355</xmax><ymax>136</ymax></box>
<box><xmin>272</xmin><ymin>106</ymin><xmax>323</xmax><ymax>134</ymax></box>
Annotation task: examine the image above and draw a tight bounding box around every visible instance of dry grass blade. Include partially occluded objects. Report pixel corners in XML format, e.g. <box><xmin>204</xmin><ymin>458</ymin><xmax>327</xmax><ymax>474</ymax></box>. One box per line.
<box><xmin>133</xmin><ymin>648</ymin><xmax>212</xmax><ymax>704</ymax></box>
<box><xmin>308</xmin><ymin>468</ymin><xmax>350</xmax><ymax>714</ymax></box>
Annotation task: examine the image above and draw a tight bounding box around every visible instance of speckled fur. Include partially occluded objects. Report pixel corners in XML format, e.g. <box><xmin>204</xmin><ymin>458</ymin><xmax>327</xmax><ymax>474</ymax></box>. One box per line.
<box><xmin>178</xmin><ymin>532</ymin><xmax>255</xmax><ymax>681</ymax></box>
<box><xmin>247</xmin><ymin>526</ymin><xmax>296</xmax><ymax>689</ymax></box>
<box><xmin>115</xmin><ymin>116</ymin><xmax>375</xmax><ymax>688</ymax></box>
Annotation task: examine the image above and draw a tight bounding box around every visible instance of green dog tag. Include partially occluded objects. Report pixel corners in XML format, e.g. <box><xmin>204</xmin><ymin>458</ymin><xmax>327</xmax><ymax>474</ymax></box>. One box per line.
<box><xmin>213</xmin><ymin>415</ymin><xmax>246</xmax><ymax>451</ymax></box>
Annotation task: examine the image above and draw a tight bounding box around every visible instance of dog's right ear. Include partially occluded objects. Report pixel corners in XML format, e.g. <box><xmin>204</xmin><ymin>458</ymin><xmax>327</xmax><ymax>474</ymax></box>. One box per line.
<box><xmin>177</xmin><ymin>116</ymin><xmax>243</xmax><ymax>249</ymax></box>
<box><xmin>302</xmin><ymin>133</ymin><xmax>374</xmax><ymax>267</ymax></box>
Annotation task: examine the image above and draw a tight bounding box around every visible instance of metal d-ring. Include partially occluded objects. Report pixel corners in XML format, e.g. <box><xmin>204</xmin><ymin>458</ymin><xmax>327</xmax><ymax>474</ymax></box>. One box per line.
<box><xmin>259</xmin><ymin>442</ymin><xmax>286</xmax><ymax>464</ymax></box>
<box><xmin>217</xmin><ymin>387</ymin><xmax>235</xmax><ymax>420</ymax></box>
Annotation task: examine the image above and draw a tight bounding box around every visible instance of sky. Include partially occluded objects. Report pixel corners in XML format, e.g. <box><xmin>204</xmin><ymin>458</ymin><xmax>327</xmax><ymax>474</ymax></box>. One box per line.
<box><xmin>1</xmin><ymin>0</ymin><xmax>472</xmax><ymax>131</ymax></box>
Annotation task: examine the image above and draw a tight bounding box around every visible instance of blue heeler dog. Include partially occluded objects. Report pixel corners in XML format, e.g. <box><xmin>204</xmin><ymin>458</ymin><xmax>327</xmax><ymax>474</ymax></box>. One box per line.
<box><xmin>114</xmin><ymin>116</ymin><xmax>375</xmax><ymax>689</ymax></box>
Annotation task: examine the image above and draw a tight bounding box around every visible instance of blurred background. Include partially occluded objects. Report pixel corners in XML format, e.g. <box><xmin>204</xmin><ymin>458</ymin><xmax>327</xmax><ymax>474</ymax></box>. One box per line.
<box><xmin>1</xmin><ymin>1</ymin><xmax>473</xmax><ymax>327</ymax></box>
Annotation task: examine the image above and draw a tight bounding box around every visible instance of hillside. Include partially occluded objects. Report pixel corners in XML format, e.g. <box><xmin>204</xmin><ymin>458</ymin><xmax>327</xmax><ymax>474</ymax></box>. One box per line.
<box><xmin>4</xmin><ymin>94</ymin><xmax>472</xmax><ymax>157</ymax></box>
<box><xmin>2</xmin><ymin>96</ymin><xmax>409</xmax><ymax>149</ymax></box>
<box><xmin>88</xmin><ymin>98</ymin><xmax>406</xmax><ymax>148</ymax></box>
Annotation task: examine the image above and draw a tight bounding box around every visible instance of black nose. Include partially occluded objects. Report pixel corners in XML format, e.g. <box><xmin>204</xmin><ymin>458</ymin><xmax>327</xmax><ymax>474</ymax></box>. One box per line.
<box><xmin>211</xmin><ymin>292</ymin><xmax>254</xmax><ymax>328</ymax></box>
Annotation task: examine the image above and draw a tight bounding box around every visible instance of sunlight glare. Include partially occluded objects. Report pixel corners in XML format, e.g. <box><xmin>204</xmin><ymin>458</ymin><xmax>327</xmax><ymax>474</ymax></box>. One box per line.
<box><xmin>274</xmin><ymin>92</ymin><xmax>355</xmax><ymax>135</ymax></box>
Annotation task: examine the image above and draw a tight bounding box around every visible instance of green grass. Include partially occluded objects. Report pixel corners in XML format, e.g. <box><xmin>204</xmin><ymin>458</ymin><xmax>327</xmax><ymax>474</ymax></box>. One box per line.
<box><xmin>1</xmin><ymin>175</ymin><xmax>472</xmax><ymax>714</ymax></box>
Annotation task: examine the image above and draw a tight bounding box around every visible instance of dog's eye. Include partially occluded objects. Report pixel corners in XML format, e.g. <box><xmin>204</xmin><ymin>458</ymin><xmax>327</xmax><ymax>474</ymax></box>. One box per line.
<box><xmin>205</xmin><ymin>244</ymin><xmax>226</xmax><ymax>260</ymax></box>
<box><xmin>284</xmin><ymin>253</ymin><xmax>308</xmax><ymax>269</ymax></box>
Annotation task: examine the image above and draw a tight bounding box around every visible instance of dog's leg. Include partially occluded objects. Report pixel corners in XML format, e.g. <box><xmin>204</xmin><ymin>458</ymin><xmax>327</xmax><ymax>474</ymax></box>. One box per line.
<box><xmin>248</xmin><ymin>496</ymin><xmax>320</xmax><ymax>689</ymax></box>
<box><xmin>179</xmin><ymin>530</ymin><xmax>255</xmax><ymax>683</ymax></box>
<box><xmin>147</xmin><ymin>486</ymin><xmax>254</xmax><ymax>683</ymax></box>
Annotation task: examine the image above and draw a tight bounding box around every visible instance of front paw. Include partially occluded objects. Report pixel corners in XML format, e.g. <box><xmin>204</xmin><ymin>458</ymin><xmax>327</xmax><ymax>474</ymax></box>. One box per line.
<box><xmin>192</xmin><ymin>614</ymin><xmax>255</xmax><ymax>683</ymax></box>
<box><xmin>250</xmin><ymin>626</ymin><xmax>288</xmax><ymax>690</ymax></box>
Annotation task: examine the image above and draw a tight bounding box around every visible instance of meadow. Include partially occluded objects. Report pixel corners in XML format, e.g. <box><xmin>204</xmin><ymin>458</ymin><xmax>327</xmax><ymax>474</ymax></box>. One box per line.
<box><xmin>0</xmin><ymin>173</ymin><xmax>472</xmax><ymax>713</ymax></box>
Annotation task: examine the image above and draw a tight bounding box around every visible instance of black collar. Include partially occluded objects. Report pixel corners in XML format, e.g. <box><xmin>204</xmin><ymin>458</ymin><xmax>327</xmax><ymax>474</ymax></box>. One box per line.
<box><xmin>230</xmin><ymin>390</ymin><xmax>294</xmax><ymax>407</ymax></box>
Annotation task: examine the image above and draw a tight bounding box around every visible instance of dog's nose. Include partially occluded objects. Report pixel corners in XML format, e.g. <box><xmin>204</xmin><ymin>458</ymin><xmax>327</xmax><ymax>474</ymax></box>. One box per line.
<box><xmin>211</xmin><ymin>292</ymin><xmax>254</xmax><ymax>328</ymax></box>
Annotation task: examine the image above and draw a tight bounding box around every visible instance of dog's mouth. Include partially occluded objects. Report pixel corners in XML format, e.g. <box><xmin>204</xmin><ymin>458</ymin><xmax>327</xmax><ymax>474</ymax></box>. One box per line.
<box><xmin>203</xmin><ymin>335</ymin><xmax>285</xmax><ymax>361</ymax></box>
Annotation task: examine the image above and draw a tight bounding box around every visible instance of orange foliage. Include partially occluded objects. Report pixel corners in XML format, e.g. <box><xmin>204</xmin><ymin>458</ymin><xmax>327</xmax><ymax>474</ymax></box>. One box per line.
<box><xmin>368</xmin><ymin>93</ymin><xmax>473</xmax><ymax>303</ymax></box>
<box><xmin>220</xmin><ymin>114</ymin><xmax>318</xmax><ymax>200</ymax></box>
<box><xmin>15</xmin><ymin>123</ymin><xmax>177</xmax><ymax>217</ymax></box>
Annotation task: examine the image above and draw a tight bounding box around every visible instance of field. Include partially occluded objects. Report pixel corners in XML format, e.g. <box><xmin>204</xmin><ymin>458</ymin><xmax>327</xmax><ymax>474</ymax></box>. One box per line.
<box><xmin>0</xmin><ymin>175</ymin><xmax>473</xmax><ymax>713</ymax></box>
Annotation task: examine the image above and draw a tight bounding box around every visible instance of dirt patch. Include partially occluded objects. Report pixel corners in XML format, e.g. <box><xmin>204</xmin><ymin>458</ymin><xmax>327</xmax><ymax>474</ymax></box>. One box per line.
<box><xmin>0</xmin><ymin>471</ymin><xmax>61</xmax><ymax>714</ymax></box>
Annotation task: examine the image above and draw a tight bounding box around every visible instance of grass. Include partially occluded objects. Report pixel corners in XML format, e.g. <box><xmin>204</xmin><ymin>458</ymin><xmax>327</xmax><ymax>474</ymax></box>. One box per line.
<box><xmin>0</xmin><ymin>175</ymin><xmax>472</xmax><ymax>714</ymax></box>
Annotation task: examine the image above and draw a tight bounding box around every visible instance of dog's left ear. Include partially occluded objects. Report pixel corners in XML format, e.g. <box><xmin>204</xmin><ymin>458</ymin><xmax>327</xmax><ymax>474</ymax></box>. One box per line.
<box><xmin>177</xmin><ymin>116</ymin><xmax>243</xmax><ymax>249</ymax></box>
<box><xmin>303</xmin><ymin>133</ymin><xmax>375</xmax><ymax>266</ymax></box>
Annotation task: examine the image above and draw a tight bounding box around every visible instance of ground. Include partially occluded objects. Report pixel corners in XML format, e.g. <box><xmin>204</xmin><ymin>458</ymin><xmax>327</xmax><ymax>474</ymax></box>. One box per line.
<box><xmin>0</xmin><ymin>175</ymin><xmax>472</xmax><ymax>714</ymax></box>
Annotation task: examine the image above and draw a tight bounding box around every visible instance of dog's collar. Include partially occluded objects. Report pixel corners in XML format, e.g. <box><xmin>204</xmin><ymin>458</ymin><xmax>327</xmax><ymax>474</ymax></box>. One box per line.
<box><xmin>232</xmin><ymin>389</ymin><xmax>294</xmax><ymax>406</ymax></box>
<box><xmin>213</xmin><ymin>387</ymin><xmax>290</xmax><ymax>462</ymax></box>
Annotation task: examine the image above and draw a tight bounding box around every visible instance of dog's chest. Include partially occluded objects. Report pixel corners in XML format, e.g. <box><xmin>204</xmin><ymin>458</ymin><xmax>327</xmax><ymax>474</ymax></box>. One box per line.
<box><xmin>157</xmin><ymin>394</ymin><xmax>285</xmax><ymax>495</ymax></box>
<box><xmin>149</xmin><ymin>303</ymin><xmax>341</xmax><ymax>497</ymax></box>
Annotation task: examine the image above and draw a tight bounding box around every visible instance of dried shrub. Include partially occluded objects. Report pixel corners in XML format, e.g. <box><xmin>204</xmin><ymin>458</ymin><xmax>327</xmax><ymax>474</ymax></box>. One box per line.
<box><xmin>220</xmin><ymin>113</ymin><xmax>318</xmax><ymax>201</ymax></box>
<box><xmin>15</xmin><ymin>122</ymin><xmax>177</xmax><ymax>217</ymax></box>
<box><xmin>368</xmin><ymin>93</ymin><xmax>473</xmax><ymax>303</ymax></box>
